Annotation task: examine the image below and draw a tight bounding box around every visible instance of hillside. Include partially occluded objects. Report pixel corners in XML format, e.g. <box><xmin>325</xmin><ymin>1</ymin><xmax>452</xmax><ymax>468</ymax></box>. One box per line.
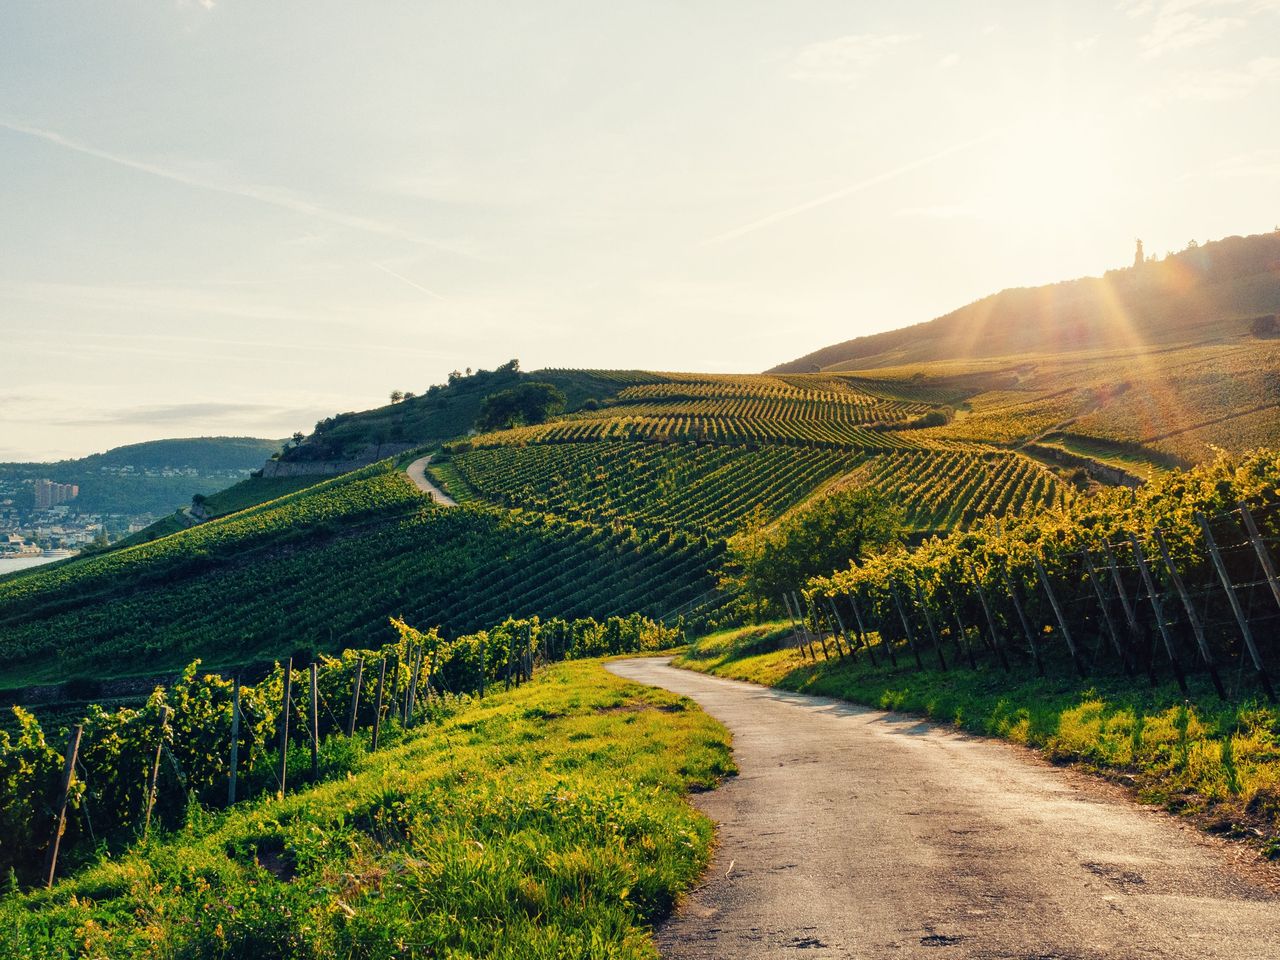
<box><xmin>772</xmin><ymin>230</ymin><xmax>1280</xmax><ymax>374</ymax></box>
<box><xmin>0</xmin><ymin>436</ymin><xmax>282</xmax><ymax>516</ymax></box>
<box><xmin>0</xmin><ymin>461</ymin><xmax>719</xmax><ymax>688</ymax></box>
<box><xmin>763</xmin><ymin>232</ymin><xmax>1280</xmax><ymax>472</ymax></box>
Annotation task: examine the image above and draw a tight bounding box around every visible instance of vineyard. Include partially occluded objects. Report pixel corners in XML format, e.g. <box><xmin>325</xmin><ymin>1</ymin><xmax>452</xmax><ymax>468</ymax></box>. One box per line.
<box><xmin>787</xmin><ymin>451</ymin><xmax>1280</xmax><ymax>703</ymax></box>
<box><xmin>446</xmin><ymin>442</ymin><xmax>1068</xmax><ymax>537</ymax></box>
<box><xmin>0</xmin><ymin>464</ymin><xmax>719</xmax><ymax>688</ymax></box>
<box><xmin>0</xmin><ymin>612</ymin><xmax>680</xmax><ymax>888</ymax></box>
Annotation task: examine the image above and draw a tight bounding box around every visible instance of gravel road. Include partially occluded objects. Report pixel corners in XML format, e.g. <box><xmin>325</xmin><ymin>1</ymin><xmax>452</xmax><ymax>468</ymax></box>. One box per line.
<box><xmin>405</xmin><ymin>455</ymin><xmax>457</xmax><ymax>506</ymax></box>
<box><xmin>607</xmin><ymin>658</ymin><xmax>1280</xmax><ymax>960</ymax></box>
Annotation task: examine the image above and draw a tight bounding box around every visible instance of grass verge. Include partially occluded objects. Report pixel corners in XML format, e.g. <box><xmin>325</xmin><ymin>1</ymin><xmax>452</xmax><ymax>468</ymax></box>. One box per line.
<box><xmin>676</xmin><ymin>622</ymin><xmax>1280</xmax><ymax>855</ymax></box>
<box><xmin>1</xmin><ymin>660</ymin><xmax>734</xmax><ymax>959</ymax></box>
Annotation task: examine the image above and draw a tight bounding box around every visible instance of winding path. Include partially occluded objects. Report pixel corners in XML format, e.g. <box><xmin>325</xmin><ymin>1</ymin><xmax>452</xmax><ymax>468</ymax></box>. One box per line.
<box><xmin>405</xmin><ymin>455</ymin><xmax>457</xmax><ymax>507</ymax></box>
<box><xmin>607</xmin><ymin>658</ymin><xmax>1279</xmax><ymax>960</ymax></box>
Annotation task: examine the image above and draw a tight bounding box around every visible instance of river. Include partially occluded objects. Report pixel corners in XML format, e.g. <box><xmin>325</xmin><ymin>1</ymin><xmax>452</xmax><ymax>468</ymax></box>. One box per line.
<box><xmin>0</xmin><ymin>554</ymin><xmax>72</xmax><ymax>573</ymax></box>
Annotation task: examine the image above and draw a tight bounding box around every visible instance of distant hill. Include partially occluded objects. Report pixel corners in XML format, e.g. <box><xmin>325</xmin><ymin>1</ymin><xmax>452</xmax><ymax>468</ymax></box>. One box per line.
<box><xmin>0</xmin><ymin>436</ymin><xmax>282</xmax><ymax>516</ymax></box>
<box><xmin>281</xmin><ymin>361</ymin><xmax>658</xmax><ymax>464</ymax></box>
<box><xmin>771</xmin><ymin>230</ymin><xmax>1280</xmax><ymax>373</ymax></box>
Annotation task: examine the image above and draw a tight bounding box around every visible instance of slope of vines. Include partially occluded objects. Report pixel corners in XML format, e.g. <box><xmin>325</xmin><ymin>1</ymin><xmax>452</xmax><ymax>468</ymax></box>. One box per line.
<box><xmin>0</xmin><ymin>472</ymin><xmax>719</xmax><ymax>687</ymax></box>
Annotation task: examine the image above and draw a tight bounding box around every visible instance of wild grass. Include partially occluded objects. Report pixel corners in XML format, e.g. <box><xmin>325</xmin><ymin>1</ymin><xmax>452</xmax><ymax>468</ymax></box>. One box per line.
<box><xmin>0</xmin><ymin>660</ymin><xmax>734</xmax><ymax>959</ymax></box>
<box><xmin>677</xmin><ymin>623</ymin><xmax>1280</xmax><ymax>842</ymax></box>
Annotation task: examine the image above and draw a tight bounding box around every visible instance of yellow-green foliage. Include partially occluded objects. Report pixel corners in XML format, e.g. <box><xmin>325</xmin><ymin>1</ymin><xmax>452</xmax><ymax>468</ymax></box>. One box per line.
<box><xmin>0</xmin><ymin>661</ymin><xmax>733</xmax><ymax>959</ymax></box>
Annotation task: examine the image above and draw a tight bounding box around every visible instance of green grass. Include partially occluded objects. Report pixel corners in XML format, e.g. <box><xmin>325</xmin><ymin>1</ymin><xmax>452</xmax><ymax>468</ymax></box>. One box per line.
<box><xmin>677</xmin><ymin>623</ymin><xmax>1280</xmax><ymax>838</ymax></box>
<box><xmin>0</xmin><ymin>660</ymin><xmax>734</xmax><ymax>959</ymax></box>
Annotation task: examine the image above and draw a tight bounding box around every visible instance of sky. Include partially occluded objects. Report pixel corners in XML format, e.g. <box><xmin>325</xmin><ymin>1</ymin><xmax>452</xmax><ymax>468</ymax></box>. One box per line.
<box><xmin>3</xmin><ymin>1</ymin><xmax>1279</xmax><ymax>460</ymax></box>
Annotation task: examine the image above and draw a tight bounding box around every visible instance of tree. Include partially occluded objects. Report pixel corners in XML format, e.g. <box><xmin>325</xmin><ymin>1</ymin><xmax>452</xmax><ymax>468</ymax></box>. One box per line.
<box><xmin>475</xmin><ymin>382</ymin><xmax>567</xmax><ymax>431</ymax></box>
<box><xmin>402</xmin><ymin>390</ymin><xmax>417</xmax><ymax>400</ymax></box>
<box><xmin>729</xmin><ymin>488</ymin><xmax>901</xmax><ymax>605</ymax></box>
<box><xmin>290</xmin><ymin>431</ymin><xmax>305</xmax><ymax>447</ymax></box>
<box><xmin>1249</xmin><ymin>314</ymin><xmax>1279</xmax><ymax>339</ymax></box>
<box><xmin>389</xmin><ymin>390</ymin><xmax>404</xmax><ymax>404</ymax></box>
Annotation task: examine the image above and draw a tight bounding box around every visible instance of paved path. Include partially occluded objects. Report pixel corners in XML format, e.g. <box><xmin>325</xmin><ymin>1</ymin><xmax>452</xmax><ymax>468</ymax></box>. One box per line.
<box><xmin>607</xmin><ymin>658</ymin><xmax>1280</xmax><ymax>960</ymax></box>
<box><xmin>405</xmin><ymin>455</ymin><xmax>457</xmax><ymax>506</ymax></box>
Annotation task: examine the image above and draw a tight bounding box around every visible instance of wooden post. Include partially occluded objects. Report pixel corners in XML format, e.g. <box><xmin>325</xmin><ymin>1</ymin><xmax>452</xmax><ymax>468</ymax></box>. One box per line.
<box><xmin>1101</xmin><ymin>539</ymin><xmax>1156</xmax><ymax>685</ymax></box>
<box><xmin>1130</xmin><ymin>535</ymin><xmax>1190</xmax><ymax>693</ymax></box>
<box><xmin>478</xmin><ymin>636</ymin><xmax>487</xmax><ymax>698</ymax></box>
<box><xmin>1196</xmin><ymin>511</ymin><xmax>1276</xmax><ymax>701</ymax></box>
<box><xmin>227</xmin><ymin>677</ymin><xmax>241</xmax><ymax>807</ymax></box>
<box><xmin>346</xmin><ymin>657</ymin><xmax>364</xmax><ymax>738</ymax></box>
<box><xmin>792</xmin><ymin>591</ymin><xmax>818</xmax><ymax>659</ymax></box>
<box><xmin>1153</xmin><ymin>526</ymin><xmax>1226</xmax><ymax>698</ymax></box>
<box><xmin>913</xmin><ymin>582</ymin><xmax>947</xmax><ymax>671</ymax></box>
<box><xmin>890</xmin><ymin>585</ymin><xmax>924</xmax><ymax>669</ymax></box>
<box><xmin>144</xmin><ymin>706</ymin><xmax>172</xmax><ymax>838</ymax></box>
<box><xmin>387</xmin><ymin>655</ymin><xmax>400</xmax><ymax>724</ymax></box>
<box><xmin>1080</xmin><ymin>550</ymin><xmax>1129</xmax><ymax>673</ymax></box>
<box><xmin>827</xmin><ymin>597</ymin><xmax>857</xmax><ymax>662</ymax></box>
<box><xmin>782</xmin><ymin>594</ymin><xmax>808</xmax><ymax>659</ymax></box>
<box><xmin>277</xmin><ymin>660</ymin><xmax>292</xmax><ymax>796</ymax></box>
<box><xmin>1033</xmin><ymin>557</ymin><xmax>1084</xmax><ymax>677</ymax></box>
<box><xmin>44</xmin><ymin>723</ymin><xmax>82</xmax><ymax>888</ymax></box>
<box><xmin>371</xmin><ymin>656</ymin><xmax>387</xmax><ymax>750</ymax></box>
<box><xmin>309</xmin><ymin>662</ymin><xmax>320</xmax><ymax>781</ymax></box>
<box><xmin>1239</xmin><ymin>502</ymin><xmax>1280</xmax><ymax>613</ymax></box>
<box><xmin>966</xmin><ymin>563</ymin><xmax>1010</xmax><ymax>672</ymax></box>
<box><xmin>845</xmin><ymin>592</ymin><xmax>878</xmax><ymax>667</ymax></box>
<box><xmin>945</xmin><ymin>591</ymin><xmax>977</xmax><ymax>670</ymax></box>
<box><xmin>807</xmin><ymin>596</ymin><xmax>832</xmax><ymax>659</ymax></box>
<box><xmin>1004</xmin><ymin>575</ymin><xmax>1045</xmax><ymax>676</ymax></box>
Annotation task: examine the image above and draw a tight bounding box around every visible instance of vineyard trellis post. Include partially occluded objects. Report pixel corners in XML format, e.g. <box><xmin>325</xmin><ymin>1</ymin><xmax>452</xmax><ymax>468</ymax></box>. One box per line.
<box><xmin>1196</xmin><ymin>511</ymin><xmax>1276</xmax><ymax>702</ymax></box>
<box><xmin>44</xmin><ymin>723</ymin><xmax>82</xmax><ymax>889</ymax></box>
<box><xmin>309</xmin><ymin>662</ymin><xmax>320</xmax><ymax>781</ymax></box>
<box><xmin>346</xmin><ymin>657</ymin><xmax>364</xmax><ymax>738</ymax></box>
<box><xmin>889</xmin><ymin>585</ymin><xmax>924</xmax><ymax>670</ymax></box>
<box><xmin>371</xmin><ymin>656</ymin><xmax>387</xmax><ymax>750</ymax></box>
<box><xmin>944</xmin><ymin>589</ymin><xmax>977</xmax><ymax>670</ymax></box>
<box><xmin>827</xmin><ymin>597</ymin><xmax>857</xmax><ymax>662</ymax></box>
<box><xmin>1238</xmin><ymin>502</ymin><xmax>1280</xmax><ymax>612</ymax></box>
<box><xmin>1003</xmin><ymin>575</ymin><xmax>1045</xmax><ymax>677</ymax></box>
<box><xmin>277</xmin><ymin>660</ymin><xmax>292</xmax><ymax>796</ymax></box>
<box><xmin>788</xmin><ymin>593</ymin><xmax>819</xmax><ymax>660</ymax></box>
<box><xmin>1152</xmin><ymin>526</ymin><xmax>1226</xmax><ymax>699</ymax></box>
<box><xmin>228</xmin><ymin>676</ymin><xmax>241</xmax><ymax>806</ymax></box>
<box><xmin>912</xmin><ymin>581</ymin><xmax>947</xmax><ymax>672</ymax></box>
<box><xmin>1129</xmin><ymin>535</ymin><xmax>1188</xmax><ymax>694</ymax></box>
<box><xmin>144</xmin><ymin>705</ymin><xmax>171</xmax><ymax>838</ymax></box>
<box><xmin>820</xmin><ymin>600</ymin><xmax>845</xmax><ymax>658</ymax></box>
<box><xmin>783</xmin><ymin>592</ymin><xmax>811</xmax><ymax>659</ymax></box>
<box><xmin>1100</xmin><ymin>539</ymin><xmax>1155</xmax><ymax>685</ymax></box>
<box><xmin>807</xmin><ymin>596</ymin><xmax>832</xmax><ymax>659</ymax></box>
<box><xmin>1033</xmin><ymin>557</ymin><xmax>1084</xmax><ymax>678</ymax></box>
<box><xmin>1080</xmin><ymin>550</ymin><xmax>1130</xmax><ymax>674</ymax></box>
<box><xmin>845</xmin><ymin>592</ymin><xmax>878</xmax><ymax>667</ymax></box>
<box><xmin>966</xmin><ymin>563</ymin><xmax>1009</xmax><ymax>672</ymax></box>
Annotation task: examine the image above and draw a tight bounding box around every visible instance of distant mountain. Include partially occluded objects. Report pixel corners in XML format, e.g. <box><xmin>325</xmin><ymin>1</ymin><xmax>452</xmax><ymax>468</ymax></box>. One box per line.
<box><xmin>0</xmin><ymin>437</ymin><xmax>282</xmax><ymax>516</ymax></box>
<box><xmin>770</xmin><ymin>230</ymin><xmax>1280</xmax><ymax>373</ymax></box>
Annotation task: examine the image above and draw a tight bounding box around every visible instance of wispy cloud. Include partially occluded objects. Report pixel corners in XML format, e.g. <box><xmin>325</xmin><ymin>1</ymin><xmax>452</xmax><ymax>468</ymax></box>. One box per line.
<box><xmin>1160</xmin><ymin>56</ymin><xmax>1280</xmax><ymax>101</ymax></box>
<box><xmin>894</xmin><ymin>204</ymin><xmax>977</xmax><ymax>220</ymax></box>
<box><xmin>937</xmin><ymin>52</ymin><xmax>962</xmax><ymax>70</ymax></box>
<box><xmin>701</xmin><ymin>133</ymin><xmax>997</xmax><ymax>245</ymax></box>
<box><xmin>48</xmin><ymin>401</ymin><xmax>319</xmax><ymax>429</ymax></box>
<box><xmin>1130</xmin><ymin>0</ymin><xmax>1277</xmax><ymax>59</ymax></box>
<box><xmin>788</xmin><ymin>33</ymin><xmax>916</xmax><ymax>85</ymax></box>
<box><xmin>0</xmin><ymin>118</ymin><xmax>464</xmax><ymax>252</ymax></box>
<box><xmin>370</xmin><ymin>261</ymin><xmax>448</xmax><ymax>301</ymax></box>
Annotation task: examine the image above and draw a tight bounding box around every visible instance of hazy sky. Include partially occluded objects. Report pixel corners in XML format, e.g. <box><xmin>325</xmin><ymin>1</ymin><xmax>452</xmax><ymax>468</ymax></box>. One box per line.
<box><xmin>4</xmin><ymin>1</ymin><xmax>1279</xmax><ymax>460</ymax></box>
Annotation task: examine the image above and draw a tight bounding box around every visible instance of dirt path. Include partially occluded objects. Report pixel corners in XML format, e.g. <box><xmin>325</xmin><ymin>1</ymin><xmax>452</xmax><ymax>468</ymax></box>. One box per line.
<box><xmin>607</xmin><ymin>658</ymin><xmax>1279</xmax><ymax>960</ymax></box>
<box><xmin>405</xmin><ymin>455</ymin><xmax>457</xmax><ymax>506</ymax></box>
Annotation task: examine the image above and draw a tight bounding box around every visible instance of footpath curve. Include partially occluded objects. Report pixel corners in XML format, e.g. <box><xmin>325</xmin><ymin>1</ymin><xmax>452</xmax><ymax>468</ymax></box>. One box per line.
<box><xmin>405</xmin><ymin>455</ymin><xmax>457</xmax><ymax>507</ymax></box>
<box><xmin>607</xmin><ymin>657</ymin><xmax>1279</xmax><ymax>960</ymax></box>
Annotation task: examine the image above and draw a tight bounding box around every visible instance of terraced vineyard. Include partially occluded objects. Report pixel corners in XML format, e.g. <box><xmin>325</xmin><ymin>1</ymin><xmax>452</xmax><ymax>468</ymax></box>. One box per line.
<box><xmin>450</xmin><ymin>442</ymin><xmax>859</xmax><ymax>537</ymax></box>
<box><xmin>848</xmin><ymin>449</ymin><xmax>1070</xmax><ymax>530</ymax></box>
<box><xmin>0</xmin><ymin>464</ymin><xmax>719</xmax><ymax>687</ymax></box>
<box><xmin>446</xmin><ymin>441</ymin><xmax>1068</xmax><ymax>538</ymax></box>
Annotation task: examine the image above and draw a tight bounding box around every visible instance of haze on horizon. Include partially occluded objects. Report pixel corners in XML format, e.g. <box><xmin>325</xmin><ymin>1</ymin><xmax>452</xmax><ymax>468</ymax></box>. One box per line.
<box><xmin>3</xmin><ymin>1</ymin><xmax>1279</xmax><ymax>461</ymax></box>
